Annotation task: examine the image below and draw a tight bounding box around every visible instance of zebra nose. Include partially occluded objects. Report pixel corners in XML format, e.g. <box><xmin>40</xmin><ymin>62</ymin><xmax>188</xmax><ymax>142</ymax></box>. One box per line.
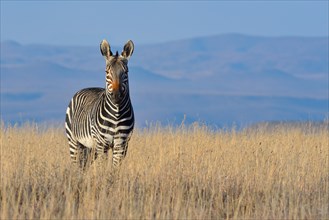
<box><xmin>112</xmin><ymin>92</ymin><xmax>122</xmax><ymax>103</ymax></box>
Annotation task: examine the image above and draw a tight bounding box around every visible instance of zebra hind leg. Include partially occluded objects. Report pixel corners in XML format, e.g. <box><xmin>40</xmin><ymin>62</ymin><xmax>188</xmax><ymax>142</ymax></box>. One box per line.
<box><xmin>68</xmin><ymin>137</ymin><xmax>79</xmax><ymax>163</ymax></box>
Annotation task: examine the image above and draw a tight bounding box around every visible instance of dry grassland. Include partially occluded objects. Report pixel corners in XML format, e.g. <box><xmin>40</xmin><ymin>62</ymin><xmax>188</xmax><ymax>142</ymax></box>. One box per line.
<box><xmin>1</xmin><ymin>122</ymin><xmax>328</xmax><ymax>219</ymax></box>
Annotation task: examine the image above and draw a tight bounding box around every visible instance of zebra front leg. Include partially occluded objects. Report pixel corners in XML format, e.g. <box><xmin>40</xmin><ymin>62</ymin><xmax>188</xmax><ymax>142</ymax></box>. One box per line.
<box><xmin>95</xmin><ymin>142</ymin><xmax>108</xmax><ymax>161</ymax></box>
<box><xmin>78</xmin><ymin>144</ymin><xmax>93</xmax><ymax>168</ymax></box>
<box><xmin>112</xmin><ymin>136</ymin><xmax>129</xmax><ymax>167</ymax></box>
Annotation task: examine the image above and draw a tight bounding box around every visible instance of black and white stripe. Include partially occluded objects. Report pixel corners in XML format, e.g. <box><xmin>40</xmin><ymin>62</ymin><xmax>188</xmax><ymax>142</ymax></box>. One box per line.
<box><xmin>65</xmin><ymin>39</ymin><xmax>135</xmax><ymax>167</ymax></box>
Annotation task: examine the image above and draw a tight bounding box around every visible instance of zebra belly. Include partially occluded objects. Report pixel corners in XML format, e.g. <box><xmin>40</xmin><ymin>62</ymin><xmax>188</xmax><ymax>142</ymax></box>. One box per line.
<box><xmin>103</xmin><ymin>133</ymin><xmax>114</xmax><ymax>144</ymax></box>
<box><xmin>78</xmin><ymin>136</ymin><xmax>95</xmax><ymax>148</ymax></box>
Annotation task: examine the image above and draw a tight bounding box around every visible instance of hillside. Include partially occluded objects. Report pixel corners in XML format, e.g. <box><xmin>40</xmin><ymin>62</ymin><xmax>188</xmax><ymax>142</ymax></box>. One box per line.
<box><xmin>1</xmin><ymin>34</ymin><xmax>328</xmax><ymax>126</ymax></box>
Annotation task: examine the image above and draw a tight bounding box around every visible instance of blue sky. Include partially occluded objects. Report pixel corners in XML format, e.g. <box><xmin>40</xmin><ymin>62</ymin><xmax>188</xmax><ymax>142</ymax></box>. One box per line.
<box><xmin>1</xmin><ymin>1</ymin><xmax>328</xmax><ymax>46</ymax></box>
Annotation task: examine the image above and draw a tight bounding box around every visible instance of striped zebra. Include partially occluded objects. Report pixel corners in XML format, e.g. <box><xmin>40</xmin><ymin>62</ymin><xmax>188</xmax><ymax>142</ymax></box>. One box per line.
<box><xmin>65</xmin><ymin>39</ymin><xmax>135</xmax><ymax>167</ymax></box>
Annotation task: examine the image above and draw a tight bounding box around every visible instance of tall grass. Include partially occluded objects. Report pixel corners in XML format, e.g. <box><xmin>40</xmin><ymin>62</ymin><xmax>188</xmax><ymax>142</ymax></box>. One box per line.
<box><xmin>1</xmin><ymin>122</ymin><xmax>328</xmax><ymax>219</ymax></box>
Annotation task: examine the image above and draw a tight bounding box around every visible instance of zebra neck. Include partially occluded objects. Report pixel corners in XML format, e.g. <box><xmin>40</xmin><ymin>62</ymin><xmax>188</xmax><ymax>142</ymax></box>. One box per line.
<box><xmin>104</xmin><ymin>92</ymin><xmax>131</xmax><ymax>113</ymax></box>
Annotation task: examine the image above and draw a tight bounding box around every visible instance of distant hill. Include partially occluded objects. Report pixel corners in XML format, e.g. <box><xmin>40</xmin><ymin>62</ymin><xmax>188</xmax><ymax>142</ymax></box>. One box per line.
<box><xmin>1</xmin><ymin>34</ymin><xmax>328</xmax><ymax>126</ymax></box>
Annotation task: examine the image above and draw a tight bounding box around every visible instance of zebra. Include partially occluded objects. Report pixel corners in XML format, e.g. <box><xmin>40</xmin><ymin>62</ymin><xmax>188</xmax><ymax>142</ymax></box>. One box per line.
<box><xmin>65</xmin><ymin>39</ymin><xmax>135</xmax><ymax>167</ymax></box>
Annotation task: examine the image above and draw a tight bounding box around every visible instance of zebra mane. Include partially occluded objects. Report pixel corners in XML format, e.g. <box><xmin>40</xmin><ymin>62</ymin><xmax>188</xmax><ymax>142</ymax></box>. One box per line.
<box><xmin>107</xmin><ymin>52</ymin><xmax>128</xmax><ymax>72</ymax></box>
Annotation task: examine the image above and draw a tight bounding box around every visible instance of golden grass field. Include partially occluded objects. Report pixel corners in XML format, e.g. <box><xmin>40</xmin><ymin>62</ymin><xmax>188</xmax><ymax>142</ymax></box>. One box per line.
<box><xmin>1</xmin><ymin>122</ymin><xmax>328</xmax><ymax>219</ymax></box>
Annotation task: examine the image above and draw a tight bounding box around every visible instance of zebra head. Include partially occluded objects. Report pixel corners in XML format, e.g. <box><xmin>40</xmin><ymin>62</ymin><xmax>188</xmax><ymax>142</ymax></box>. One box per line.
<box><xmin>100</xmin><ymin>39</ymin><xmax>134</xmax><ymax>105</ymax></box>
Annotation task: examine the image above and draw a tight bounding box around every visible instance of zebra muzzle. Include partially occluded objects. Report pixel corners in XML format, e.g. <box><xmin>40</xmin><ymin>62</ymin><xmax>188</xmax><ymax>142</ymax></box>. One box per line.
<box><xmin>111</xmin><ymin>89</ymin><xmax>123</xmax><ymax>104</ymax></box>
<box><xmin>112</xmin><ymin>80</ymin><xmax>120</xmax><ymax>91</ymax></box>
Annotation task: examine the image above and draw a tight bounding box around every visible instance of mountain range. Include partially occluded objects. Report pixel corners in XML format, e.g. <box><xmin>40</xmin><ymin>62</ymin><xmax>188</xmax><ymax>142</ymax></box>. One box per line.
<box><xmin>1</xmin><ymin>34</ymin><xmax>328</xmax><ymax>127</ymax></box>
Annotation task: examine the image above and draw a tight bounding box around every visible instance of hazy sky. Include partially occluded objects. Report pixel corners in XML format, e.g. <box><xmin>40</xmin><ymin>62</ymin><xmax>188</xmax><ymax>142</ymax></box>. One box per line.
<box><xmin>1</xmin><ymin>1</ymin><xmax>328</xmax><ymax>46</ymax></box>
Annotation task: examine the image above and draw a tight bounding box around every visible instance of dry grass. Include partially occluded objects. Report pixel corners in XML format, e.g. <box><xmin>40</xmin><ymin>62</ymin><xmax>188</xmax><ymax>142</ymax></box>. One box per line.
<box><xmin>1</xmin><ymin>122</ymin><xmax>328</xmax><ymax>219</ymax></box>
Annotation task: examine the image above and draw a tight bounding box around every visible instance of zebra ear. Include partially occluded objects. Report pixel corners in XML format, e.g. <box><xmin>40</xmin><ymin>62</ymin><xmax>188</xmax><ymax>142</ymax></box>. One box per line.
<box><xmin>121</xmin><ymin>40</ymin><xmax>134</xmax><ymax>60</ymax></box>
<box><xmin>100</xmin><ymin>39</ymin><xmax>113</xmax><ymax>60</ymax></box>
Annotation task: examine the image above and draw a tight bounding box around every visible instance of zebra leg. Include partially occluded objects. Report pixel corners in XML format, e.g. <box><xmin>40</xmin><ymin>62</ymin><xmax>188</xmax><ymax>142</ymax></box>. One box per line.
<box><xmin>78</xmin><ymin>143</ymin><xmax>93</xmax><ymax>168</ymax></box>
<box><xmin>95</xmin><ymin>142</ymin><xmax>107</xmax><ymax>161</ymax></box>
<box><xmin>66</xmin><ymin>130</ymin><xmax>92</xmax><ymax>168</ymax></box>
<box><xmin>65</xmin><ymin>121</ymin><xmax>79</xmax><ymax>163</ymax></box>
<box><xmin>112</xmin><ymin>137</ymin><xmax>129</xmax><ymax>167</ymax></box>
<box><xmin>68</xmin><ymin>138</ymin><xmax>79</xmax><ymax>163</ymax></box>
